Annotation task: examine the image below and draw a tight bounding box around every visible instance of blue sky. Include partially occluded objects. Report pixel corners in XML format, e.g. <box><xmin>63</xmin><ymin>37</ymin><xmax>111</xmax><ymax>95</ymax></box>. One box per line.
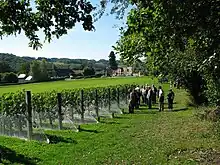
<box><xmin>0</xmin><ymin>2</ymin><xmax>128</xmax><ymax>60</ymax></box>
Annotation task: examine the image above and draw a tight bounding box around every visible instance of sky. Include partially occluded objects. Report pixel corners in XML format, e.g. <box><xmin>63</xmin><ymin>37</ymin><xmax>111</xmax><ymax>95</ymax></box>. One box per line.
<box><xmin>0</xmin><ymin>2</ymin><xmax>129</xmax><ymax>60</ymax></box>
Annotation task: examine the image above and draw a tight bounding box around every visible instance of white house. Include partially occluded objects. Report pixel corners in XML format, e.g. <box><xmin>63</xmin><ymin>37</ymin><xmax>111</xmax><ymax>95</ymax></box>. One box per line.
<box><xmin>112</xmin><ymin>66</ymin><xmax>133</xmax><ymax>76</ymax></box>
<box><xmin>18</xmin><ymin>74</ymin><xmax>27</xmax><ymax>83</ymax></box>
<box><xmin>25</xmin><ymin>76</ymin><xmax>33</xmax><ymax>81</ymax></box>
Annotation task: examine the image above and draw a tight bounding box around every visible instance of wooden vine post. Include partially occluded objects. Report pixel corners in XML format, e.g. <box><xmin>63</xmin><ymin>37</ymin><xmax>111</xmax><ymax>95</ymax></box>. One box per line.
<box><xmin>117</xmin><ymin>88</ymin><xmax>120</xmax><ymax>108</ymax></box>
<box><xmin>79</xmin><ymin>89</ymin><xmax>84</xmax><ymax>131</ymax></box>
<box><xmin>26</xmin><ymin>91</ymin><xmax>33</xmax><ymax>140</ymax></box>
<box><xmin>57</xmin><ymin>93</ymin><xmax>63</xmax><ymax>130</ymax></box>
<box><xmin>1</xmin><ymin>97</ymin><xmax>5</xmax><ymax>135</ymax></box>
<box><xmin>95</xmin><ymin>89</ymin><xmax>100</xmax><ymax>122</ymax></box>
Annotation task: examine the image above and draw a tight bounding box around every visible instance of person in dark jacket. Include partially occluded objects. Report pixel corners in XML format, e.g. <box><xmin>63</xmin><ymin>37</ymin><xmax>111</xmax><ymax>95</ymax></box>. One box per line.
<box><xmin>152</xmin><ymin>85</ymin><xmax>157</xmax><ymax>104</ymax></box>
<box><xmin>167</xmin><ymin>89</ymin><xmax>175</xmax><ymax>111</ymax></box>
<box><xmin>135</xmin><ymin>87</ymin><xmax>141</xmax><ymax>109</ymax></box>
<box><xmin>128</xmin><ymin>89</ymin><xmax>137</xmax><ymax>113</ymax></box>
<box><xmin>158</xmin><ymin>86</ymin><xmax>164</xmax><ymax>111</ymax></box>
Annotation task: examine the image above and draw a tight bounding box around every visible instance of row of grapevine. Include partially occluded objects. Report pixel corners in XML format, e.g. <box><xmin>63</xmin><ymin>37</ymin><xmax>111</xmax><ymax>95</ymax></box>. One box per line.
<box><xmin>0</xmin><ymin>84</ymin><xmax>137</xmax><ymax>141</ymax></box>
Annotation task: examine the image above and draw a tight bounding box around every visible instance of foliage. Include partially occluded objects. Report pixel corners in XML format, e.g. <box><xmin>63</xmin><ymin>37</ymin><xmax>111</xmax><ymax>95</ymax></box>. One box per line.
<box><xmin>0</xmin><ymin>61</ymin><xmax>12</xmax><ymax>73</ymax></box>
<box><xmin>19</xmin><ymin>62</ymin><xmax>30</xmax><ymax>75</ymax></box>
<box><xmin>30</xmin><ymin>60</ymin><xmax>50</xmax><ymax>82</ymax></box>
<box><xmin>2</xmin><ymin>72</ymin><xmax>18</xmax><ymax>83</ymax></box>
<box><xmin>0</xmin><ymin>53</ymin><xmax>32</xmax><ymax>73</ymax></box>
<box><xmin>0</xmin><ymin>0</ymin><xmax>95</xmax><ymax>49</ymax></box>
<box><xmin>114</xmin><ymin>0</ymin><xmax>219</xmax><ymax>105</ymax></box>
<box><xmin>30</xmin><ymin>60</ymin><xmax>42</xmax><ymax>81</ymax></box>
<box><xmin>0</xmin><ymin>84</ymin><xmax>134</xmax><ymax>117</ymax></box>
<box><xmin>40</xmin><ymin>59</ymin><xmax>49</xmax><ymax>81</ymax></box>
<box><xmin>83</xmin><ymin>67</ymin><xmax>95</xmax><ymax>76</ymax></box>
<box><xmin>108</xmin><ymin>51</ymin><xmax>118</xmax><ymax>70</ymax></box>
<box><xmin>0</xmin><ymin>53</ymin><xmax>114</xmax><ymax>75</ymax></box>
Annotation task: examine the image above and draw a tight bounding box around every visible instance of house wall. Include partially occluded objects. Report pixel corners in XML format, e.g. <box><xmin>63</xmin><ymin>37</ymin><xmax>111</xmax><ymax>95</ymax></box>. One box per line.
<box><xmin>18</xmin><ymin>79</ymin><xmax>25</xmax><ymax>83</ymax></box>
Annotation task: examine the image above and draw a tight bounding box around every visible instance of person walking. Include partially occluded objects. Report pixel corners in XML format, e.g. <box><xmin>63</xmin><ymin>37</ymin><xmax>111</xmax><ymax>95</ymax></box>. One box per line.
<box><xmin>152</xmin><ymin>84</ymin><xmax>157</xmax><ymax>104</ymax></box>
<box><xmin>135</xmin><ymin>87</ymin><xmax>141</xmax><ymax>109</ymax></box>
<box><xmin>141</xmin><ymin>86</ymin><xmax>146</xmax><ymax>104</ymax></box>
<box><xmin>158</xmin><ymin>86</ymin><xmax>164</xmax><ymax>111</ymax></box>
<box><xmin>145</xmin><ymin>85</ymin><xmax>149</xmax><ymax>105</ymax></box>
<box><xmin>167</xmin><ymin>89</ymin><xmax>175</xmax><ymax>111</ymax></box>
<box><xmin>128</xmin><ymin>89</ymin><xmax>137</xmax><ymax>113</ymax></box>
<box><xmin>147</xmin><ymin>87</ymin><xmax>153</xmax><ymax>109</ymax></box>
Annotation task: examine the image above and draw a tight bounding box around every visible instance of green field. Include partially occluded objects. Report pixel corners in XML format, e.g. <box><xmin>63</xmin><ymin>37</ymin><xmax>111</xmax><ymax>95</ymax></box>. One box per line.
<box><xmin>0</xmin><ymin>76</ymin><xmax>156</xmax><ymax>94</ymax></box>
<box><xmin>0</xmin><ymin>83</ymin><xmax>220</xmax><ymax>164</ymax></box>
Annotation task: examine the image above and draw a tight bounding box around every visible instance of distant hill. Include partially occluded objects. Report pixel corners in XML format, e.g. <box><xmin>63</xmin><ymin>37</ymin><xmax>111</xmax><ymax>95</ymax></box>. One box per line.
<box><xmin>0</xmin><ymin>53</ymin><xmax>31</xmax><ymax>72</ymax></box>
<box><xmin>0</xmin><ymin>53</ymin><xmax>117</xmax><ymax>73</ymax></box>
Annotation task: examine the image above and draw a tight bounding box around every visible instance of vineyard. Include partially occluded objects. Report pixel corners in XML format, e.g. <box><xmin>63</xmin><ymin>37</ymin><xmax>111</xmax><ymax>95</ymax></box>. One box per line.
<box><xmin>0</xmin><ymin>84</ymin><xmax>136</xmax><ymax>142</ymax></box>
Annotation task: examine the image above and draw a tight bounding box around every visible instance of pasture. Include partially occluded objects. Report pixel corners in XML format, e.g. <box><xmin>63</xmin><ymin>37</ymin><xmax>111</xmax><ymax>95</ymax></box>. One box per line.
<box><xmin>0</xmin><ymin>81</ymin><xmax>220</xmax><ymax>164</ymax></box>
<box><xmin>0</xmin><ymin>76</ymin><xmax>156</xmax><ymax>94</ymax></box>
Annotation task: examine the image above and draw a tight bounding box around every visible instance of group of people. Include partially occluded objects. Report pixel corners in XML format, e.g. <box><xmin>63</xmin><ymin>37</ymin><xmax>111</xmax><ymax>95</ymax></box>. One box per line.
<box><xmin>128</xmin><ymin>85</ymin><xmax>175</xmax><ymax>114</ymax></box>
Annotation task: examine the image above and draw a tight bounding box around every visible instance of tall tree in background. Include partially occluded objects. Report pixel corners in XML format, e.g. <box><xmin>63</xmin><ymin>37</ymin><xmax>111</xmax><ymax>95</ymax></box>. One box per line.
<box><xmin>83</xmin><ymin>67</ymin><xmax>95</xmax><ymax>76</ymax></box>
<box><xmin>30</xmin><ymin>61</ymin><xmax>41</xmax><ymax>81</ymax></box>
<box><xmin>40</xmin><ymin>59</ymin><xmax>49</xmax><ymax>81</ymax></box>
<box><xmin>108</xmin><ymin>51</ymin><xmax>118</xmax><ymax>70</ymax></box>
<box><xmin>19</xmin><ymin>62</ymin><xmax>30</xmax><ymax>75</ymax></box>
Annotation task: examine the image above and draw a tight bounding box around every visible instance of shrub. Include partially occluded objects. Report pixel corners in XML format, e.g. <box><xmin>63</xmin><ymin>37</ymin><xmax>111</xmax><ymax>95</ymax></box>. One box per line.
<box><xmin>83</xmin><ymin>67</ymin><xmax>95</xmax><ymax>76</ymax></box>
<box><xmin>3</xmin><ymin>72</ymin><xmax>18</xmax><ymax>83</ymax></box>
<box><xmin>195</xmin><ymin>106</ymin><xmax>220</xmax><ymax>122</ymax></box>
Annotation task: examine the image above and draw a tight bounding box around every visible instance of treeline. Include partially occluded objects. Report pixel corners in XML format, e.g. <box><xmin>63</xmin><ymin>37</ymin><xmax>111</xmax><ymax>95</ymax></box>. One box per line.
<box><xmin>0</xmin><ymin>53</ymin><xmax>111</xmax><ymax>73</ymax></box>
<box><xmin>0</xmin><ymin>52</ymin><xmax>122</xmax><ymax>83</ymax></box>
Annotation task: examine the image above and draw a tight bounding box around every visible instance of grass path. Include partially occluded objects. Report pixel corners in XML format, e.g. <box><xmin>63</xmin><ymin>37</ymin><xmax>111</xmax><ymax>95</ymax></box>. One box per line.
<box><xmin>0</xmin><ymin>89</ymin><xmax>220</xmax><ymax>164</ymax></box>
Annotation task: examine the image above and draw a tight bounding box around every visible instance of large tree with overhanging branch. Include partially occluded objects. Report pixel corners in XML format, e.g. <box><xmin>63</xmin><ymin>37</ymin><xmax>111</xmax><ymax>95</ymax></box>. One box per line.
<box><xmin>0</xmin><ymin>0</ymin><xmax>130</xmax><ymax>50</ymax></box>
<box><xmin>0</xmin><ymin>0</ymin><xmax>95</xmax><ymax>49</ymax></box>
<box><xmin>114</xmin><ymin>0</ymin><xmax>219</xmax><ymax>105</ymax></box>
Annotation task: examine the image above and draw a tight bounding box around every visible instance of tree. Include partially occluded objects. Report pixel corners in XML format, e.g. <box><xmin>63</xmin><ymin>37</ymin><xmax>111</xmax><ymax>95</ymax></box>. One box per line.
<box><xmin>30</xmin><ymin>60</ymin><xmax>41</xmax><ymax>81</ymax></box>
<box><xmin>0</xmin><ymin>61</ymin><xmax>12</xmax><ymax>73</ymax></box>
<box><xmin>83</xmin><ymin>67</ymin><xmax>95</xmax><ymax>76</ymax></box>
<box><xmin>0</xmin><ymin>0</ymin><xmax>95</xmax><ymax>50</ymax></box>
<box><xmin>114</xmin><ymin>0</ymin><xmax>219</xmax><ymax>105</ymax></box>
<box><xmin>40</xmin><ymin>59</ymin><xmax>49</xmax><ymax>81</ymax></box>
<box><xmin>3</xmin><ymin>72</ymin><xmax>18</xmax><ymax>83</ymax></box>
<box><xmin>19</xmin><ymin>62</ymin><xmax>30</xmax><ymax>75</ymax></box>
<box><xmin>108</xmin><ymin>51</ymin><xmax>118</xmax><ymax>70</ymax></box>
<box><xmin>30</xmin><ymin>60</ymin><xmax>50</xmax><ymax>81</ymax></box>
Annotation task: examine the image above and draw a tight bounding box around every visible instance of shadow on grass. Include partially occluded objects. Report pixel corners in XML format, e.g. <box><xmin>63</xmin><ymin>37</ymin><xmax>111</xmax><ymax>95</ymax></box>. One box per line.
<box><xmin>78</xmin><ymin>128</ymin><xmax>101</xmax><ymax>134</ymax></box>
<box><xmin>0</xmin><ymin>145</ymin><xmax>40</xmax><ymax>165</ymax></box>
<box><xmin>45</xmin><ymin>134</ymin><xmax>78</xmax><ymax>144</ymax></box>
<box><xmin>134</xmin><ymin>110</ymin><xmax>158</xmax><ymax>115</ymax></box>
<box><xmin>113</xmin><ymin>116</ymin><xmax>130</xmax><ymax>119</ymax></box>
<box><xmin>149</xmin><ymin>107</ymin><xmax>159</xmax><ymax>110</ymax></box>
<box><xmin>172</xmin><ymin>107</ymin><xmax>188</xmax><ymax>112</ymax></box>
<box><xmin>99</xmin><ymin>121</ymin><xmax>120</xmax><ymax>125</ymax></box>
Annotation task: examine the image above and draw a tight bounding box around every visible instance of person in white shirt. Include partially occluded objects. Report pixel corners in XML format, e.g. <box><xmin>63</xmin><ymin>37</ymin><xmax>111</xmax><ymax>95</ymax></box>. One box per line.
<box><xmin>147</xmin><ymin>87</ymin><xmax>153</xmax><ymax>109</ymax></box>
<box><xmin>141</xmin><ymin>86</ymin><xmax>146</xmax><ymax>104</ymax></box>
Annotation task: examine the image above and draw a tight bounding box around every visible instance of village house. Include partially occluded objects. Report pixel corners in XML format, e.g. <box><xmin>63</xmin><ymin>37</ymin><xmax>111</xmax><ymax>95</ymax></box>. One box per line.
<box><xmin>18</xmin><ymin>74</ymin><xmax>27</xmax><ymax>83</ymax></box>
<box><xmin>112</xmin><ymin>66</ymin><xmax>133</xmax><ymax>76</ymax></box>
